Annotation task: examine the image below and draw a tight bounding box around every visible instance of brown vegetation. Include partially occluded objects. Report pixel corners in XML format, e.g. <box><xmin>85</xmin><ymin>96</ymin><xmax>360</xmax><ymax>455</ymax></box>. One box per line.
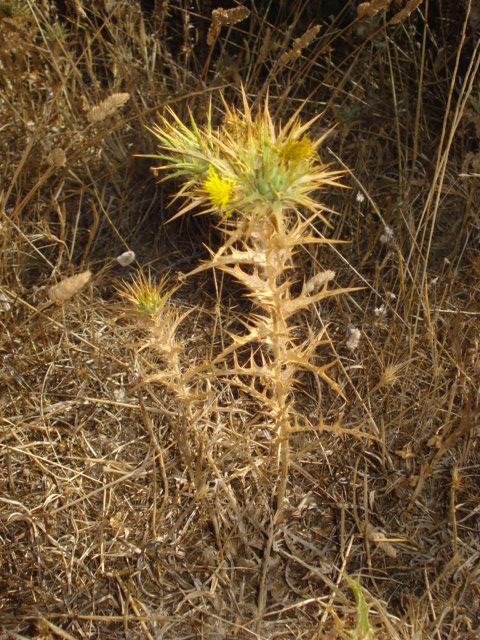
<box><xmin>0</xmin><ymin>1</ymin><xmax>479</xmax><ymax>638</ymax></box>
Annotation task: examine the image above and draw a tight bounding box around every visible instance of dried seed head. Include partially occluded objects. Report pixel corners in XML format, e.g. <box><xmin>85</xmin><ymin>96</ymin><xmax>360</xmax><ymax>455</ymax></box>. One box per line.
<box><xmin>377</xmin><ymin>363</ymin><xmax>402</xmax><ymax>389</ymax></box>
<box><xmin>257</xmin><ymin>26</ymin><xmax>272</xmax><ymax>65</ymax></box>
<box><xmin>48</xmin><ymin>270</ymin><xmax>92</xmax><ymax>303</ymax></box>
<box><xmin>391</xmin><ymin>0</ymin><xmax>423</xmax><ymax>24</ymax></box>
<box><xmin>207</xmin><ymin>6</ymin><xmax>250</xmax><ymax>46</ymax></box>
<box><xmin>279</xmin><ymin>25</ymin><xmax>321</xmax><ymax>65</ymax></box>
<box><xmin>0</xmin><ymin>291</ymin><xmax>12</xmax><ymax>312</ymax></box>
<box><xmin>71</xmin><ymin>0</ymin><xmax>87</xmax><ymax>18</ymax></box>
<box><xmin>87</xmin><ymin>93</ymin><xmax>130</xmax><ymax>123</ymax></box>
<box><xmin>304</xmin><ymin>270</ymin><xmax>335</xmax><ymax>295</ymax></box>
<box><xmin>379</xmin><ymin>225</ymin><xmax>394</xmax><ymax>245</ymax></box>
<box><xmin>358</xmin><ymin>0</ymin><xmax>391</xmax><ymax>19</ymax></box>
<box><xmin>346</xmin><ymin>327</ymin><xmax>361</xmax><ymax>352</ymax></box>
<box><xmin>116</xmin><ymin>250</ymin><xmax>136</xmax><ymax>267</ymax></box>
<box><xmin>293</xmin><ymin>25</ymin><xmax>321</xmax><ymax>49</ymax></box>
<box><xmin>46</xmin><ymin>148</ymin><xmax>66</xmax><ymax>169</ymax></box>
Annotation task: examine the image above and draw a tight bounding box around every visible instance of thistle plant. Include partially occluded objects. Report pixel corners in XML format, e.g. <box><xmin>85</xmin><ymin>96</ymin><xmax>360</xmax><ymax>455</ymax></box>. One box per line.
<box><xmin>120</xmin><ymin>270</ymin><xmax>174</xmax><ymax>317</ymax></box>
<box><xmin>119</xmin><ymin>271</ymin><xmax>207</xmax><ymax>490</ymax></box>
<box><xmin>149</xmin><ymin>91</ymin><xmax>351</xmax><ymax>523</ymax></box>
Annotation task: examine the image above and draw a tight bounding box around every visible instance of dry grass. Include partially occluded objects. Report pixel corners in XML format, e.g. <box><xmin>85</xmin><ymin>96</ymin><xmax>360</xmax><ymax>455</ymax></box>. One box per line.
<box><xmin>1</xmin><ymin>1</ymin><xmax>479</xmax><ymax>638</ymax></box>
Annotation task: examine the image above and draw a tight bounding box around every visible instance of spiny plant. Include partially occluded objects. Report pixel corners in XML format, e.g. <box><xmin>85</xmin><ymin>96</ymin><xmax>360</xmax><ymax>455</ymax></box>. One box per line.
<box><xmin>120</xmin><ymin>270</ymin><xmax>174</xmax><ymax>317</ymax></box>
<box><xmin>118</xmin><ymin>269</ymin><xmax>212</xmax><ymax>494</ymax></box>
<box><xmin>148</xmin><ymin>90</ymin><xmax>356</xmax><ymax>524</ymax></box>
<box><xmin>345</xmin><ymin>576</ymin><xmax>375</xmax><ymax>640</ymax></box>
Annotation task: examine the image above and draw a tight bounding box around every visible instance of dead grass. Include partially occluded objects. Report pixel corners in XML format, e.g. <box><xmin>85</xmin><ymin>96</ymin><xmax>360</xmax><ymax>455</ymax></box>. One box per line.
<box><xmin>1</xmin><ymin>1</ymin><xmax>479</xmax><ymax>638</ymax></box>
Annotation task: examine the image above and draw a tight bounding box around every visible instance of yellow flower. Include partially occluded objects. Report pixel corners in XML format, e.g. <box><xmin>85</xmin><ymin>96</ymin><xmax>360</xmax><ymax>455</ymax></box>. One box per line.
<box><xmin>202</xmin><ymin>166</ymin><xmax>236</xmax><ymax>209</ymax></box>
<box><xmin>280</xmin><ymin>136</ymin><xmax>315</xmax><ymax>165</ymax></box>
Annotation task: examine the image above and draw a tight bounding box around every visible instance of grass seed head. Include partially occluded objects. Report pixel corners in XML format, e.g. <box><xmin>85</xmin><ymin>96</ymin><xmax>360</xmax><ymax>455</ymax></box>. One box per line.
<box><xmin>48</xmin><ymin>270</ymin><xmax>92</xmax><ymax>303</ymax></box>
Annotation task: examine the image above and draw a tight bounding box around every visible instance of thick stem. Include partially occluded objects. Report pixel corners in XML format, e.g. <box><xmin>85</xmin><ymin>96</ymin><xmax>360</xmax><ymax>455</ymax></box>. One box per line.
<box><xmin>254</xmin><ymin>216</ymin><xmax>293</xmax><ymax>523</ymax></box>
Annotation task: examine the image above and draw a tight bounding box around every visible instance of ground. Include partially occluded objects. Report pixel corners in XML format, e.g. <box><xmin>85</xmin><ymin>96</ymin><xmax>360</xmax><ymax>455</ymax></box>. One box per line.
<box><xmin>0</xmin><ymin>1</ymin><xmax>479</xmax><ymax>638</ymax></box>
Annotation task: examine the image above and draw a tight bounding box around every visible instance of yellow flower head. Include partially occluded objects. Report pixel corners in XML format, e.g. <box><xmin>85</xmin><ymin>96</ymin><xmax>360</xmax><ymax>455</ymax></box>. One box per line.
<box><xmin>280</xmin><ymin>136</ymin><xmax>316</xmax><ymax>165</ymax></box>
<box><xmin>202</xmin><ymin>166</ymin><xmax>236</xmax><ymax>209</ymax></box>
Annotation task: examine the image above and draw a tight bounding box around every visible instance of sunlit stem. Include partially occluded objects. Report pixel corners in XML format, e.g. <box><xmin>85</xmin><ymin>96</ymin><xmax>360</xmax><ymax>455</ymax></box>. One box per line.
<box><xmin>250</xmin><ymin>211</ymin><xmax>293</xmax><ymax>524</ymax></box>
